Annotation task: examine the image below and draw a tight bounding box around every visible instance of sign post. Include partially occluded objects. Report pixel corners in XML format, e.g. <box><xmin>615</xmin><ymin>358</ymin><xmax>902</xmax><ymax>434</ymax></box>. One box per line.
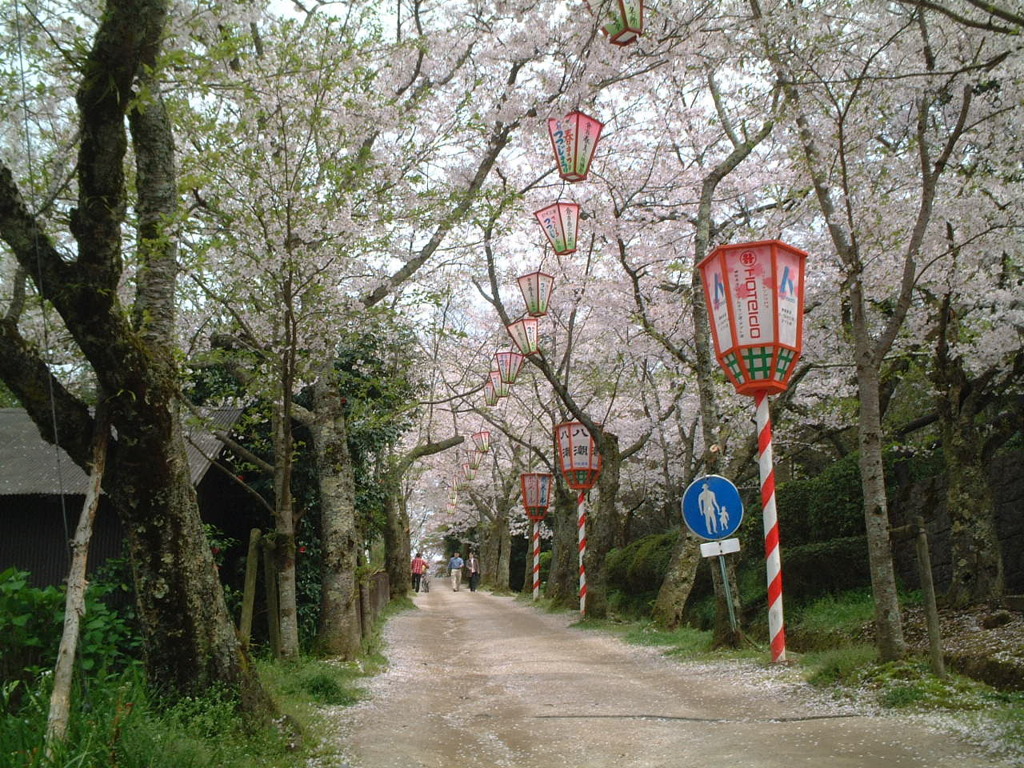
<box><xmin>682</xmin><ymin>475</ymin><xmax>744</xmax><ymax>632</ymax></box>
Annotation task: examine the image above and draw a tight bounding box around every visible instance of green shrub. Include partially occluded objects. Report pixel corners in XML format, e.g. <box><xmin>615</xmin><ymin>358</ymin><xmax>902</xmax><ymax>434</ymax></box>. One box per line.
<box><xmin>778</xmin><ymin>537</ymin><xmax>872</xmax><ymax>604</ymax></box>
<box><xmin>0</xmin><ymin>568</ymin><xmax>141</xmax><ymax>691</ymax></box>
<box><xmin>768</xmin><ymin>453</ymin><xmax>866</xmax><ymax>548</ymax></box>
<box><xmin>606</xmin><ymin>531</ymin><xmax>678</xmax><ymax>617</ymax></box>
<box><xmin>0</xmin><ymin>568</ymin><xmax>65</xmax><ymax>684</ymax></box>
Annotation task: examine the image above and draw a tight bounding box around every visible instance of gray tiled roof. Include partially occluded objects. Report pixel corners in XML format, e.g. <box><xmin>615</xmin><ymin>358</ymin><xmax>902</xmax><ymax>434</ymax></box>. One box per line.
<box><xmin>0</xmin><ymin>407</ymin><xmax>243</xmax><ymax>496</ymax></box>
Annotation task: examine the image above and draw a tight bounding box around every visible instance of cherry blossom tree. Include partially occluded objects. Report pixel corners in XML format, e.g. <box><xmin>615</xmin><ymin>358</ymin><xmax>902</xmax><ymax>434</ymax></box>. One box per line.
<box><xmin>0</xmin><ymin>0</ymin><xmax>270</xmax><ymax>711</ymax></box>
<box><xmin>748</xmin><ymin>0</ymin><xmax>1022</xmax><ymax>658</ymax></box>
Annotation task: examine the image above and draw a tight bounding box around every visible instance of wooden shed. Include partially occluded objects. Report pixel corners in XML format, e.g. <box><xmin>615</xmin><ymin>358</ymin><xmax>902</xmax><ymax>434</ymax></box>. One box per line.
<box><xmin>0</xmin><ymin>407</ymin><xmax>263</xmax><ymax>587</ymax></box>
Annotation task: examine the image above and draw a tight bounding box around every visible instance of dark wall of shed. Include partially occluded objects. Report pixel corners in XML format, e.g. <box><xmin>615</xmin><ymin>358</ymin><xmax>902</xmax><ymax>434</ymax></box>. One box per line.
<box><xmin>0</xmin><ymin>496</ymin><xmax>124</xmax><ymax>587</ymax></box>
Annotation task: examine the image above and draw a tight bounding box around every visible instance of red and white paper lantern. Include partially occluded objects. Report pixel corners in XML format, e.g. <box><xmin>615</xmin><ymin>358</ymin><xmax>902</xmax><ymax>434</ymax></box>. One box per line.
<box><xmin>534</xmin><ymin>202</ymin><xmax>580</xmax><ymax>255</ymax></box>
<box><xmin>547</xmin><ymin>111</ymin><xmax>604</xmax><ymax>183</ymax></box>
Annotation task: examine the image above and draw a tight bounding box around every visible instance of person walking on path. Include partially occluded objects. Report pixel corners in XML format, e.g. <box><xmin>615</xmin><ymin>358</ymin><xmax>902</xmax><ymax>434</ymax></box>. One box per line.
<box><xmin>448</xmin><ymin>552</ymin><xmax>465</xmax><ymax>592</ymax></box>
<box><xmin>467</xmin><ymin>552</ymin><xmax>481</xmax><ymax>592</ymax></box>
<box><xmin>411</xmin><ymin>552</ymin><xmax>428</xmax><ymax>593</ymax></box>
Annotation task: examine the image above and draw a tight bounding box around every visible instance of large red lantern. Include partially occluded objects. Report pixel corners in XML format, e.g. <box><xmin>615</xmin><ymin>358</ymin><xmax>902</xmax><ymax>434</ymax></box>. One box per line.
<box><xmin>534</xmin><ymin>202</ymin><xmax>580</xmax><ymax>255</ymax></box>
<box><xmin>517</xmin><ymin>271</ymin><xmax>555</xmax><ymax>318</ymax></box>
<box><xmin>472</xmin><ymin>430</ymin><xmax>492</xmax><ymax>452</ymax></box>
<box><xmin>554</xmin><ymin>421</ymin><xmax>602</xmax><ymax>616</ymax></box>
<box><xmin>494</xmin><ymin>350</ymin><xmax>525</xmax><ymax>384</ymax></box>
<box><xmin>697</xmin><ymin>240</ymin><xmax>808</xmax><ymax>396</ymax></box>
<box><xmin>554</xmin><ymin>421</ymin><xmax>602</xmax><ymax>491</ymax></box>
<box><xmin>589</xmin><ymin>0</ymin><xmax>644</xmax><ymax>46</ymax></box>
<box><xmin>520</xmin><ymin>472</ymin><xmax>554</xmax><ymax>521</ymax></box>
<box><xmin>507</xmin><ymin>317</ymin><xmax>540</xmax><ymax>355</ymax></box>
<box><xmin>698</xmin><ymin>239</ymin><xmax>808</xmax><ymax>665</ymax></box>
<box><xmin>547</xmin><ymin>111</ymin><xmax>604</xmax><ymax>183</ymax></box>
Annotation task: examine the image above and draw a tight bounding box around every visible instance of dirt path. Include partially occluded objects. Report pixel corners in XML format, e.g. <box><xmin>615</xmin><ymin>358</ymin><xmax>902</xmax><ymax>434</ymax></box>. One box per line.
<box><xmin>317</xmin><ymin>586</ymin><xmax>1012</xmax><ymax>768</ymax></box>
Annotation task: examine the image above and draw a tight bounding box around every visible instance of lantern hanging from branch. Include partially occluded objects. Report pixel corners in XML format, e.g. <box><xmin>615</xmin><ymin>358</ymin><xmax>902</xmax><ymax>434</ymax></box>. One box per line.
<box><xmin>507</xmin><ymin>317</ymin><xmax>540</xmax><ymax>355</ymax></box>
<box><xmin>494</xmin><ymin>350</ymin><xmax>525</xmax><ymax>384</ymax></box>
<box><xmin>462</xmin><ymin>462</ymin><xmax>477</xmax><ymax>482</ymax></box>
<box><xmin>547</xmin><ymin>111</ymin><xmax>604</xmax><ymax>183</ymax></box>
<box><xmin>697</xmin><ymin>240</ymin><xmax>808</xmax><ymax>396</ymax></box>
<box><xmin>489</xmin><ymin>370</ymin><xmax>511</xmax><ymax>398</ymax></box>
<box><xmin>472</xmin><ymin>430</ymin><xmax>492</xmax><ymax>453</ymax></box>
<box><xmin>589</xmin><ymin>0</ymin><xmax>644</xmax><ymax>46</ymax></box>
<box><xmin>534</xmin><ymin>202</ymin><xmax>579</xmax><ymax>255</ymax></box>
<box><xmin>467</xmin><ymin>449</ymin><xmax>483</xmax><ymax>470</ymax></box>
<box><xmin>517</xmin><ymin>271</ymin><xmax>555</xmax><ymax>318</ymax></box>
<box><xmin>554</xmin><ymin>421</ymin><xmax>602</xmax><ymax>491</ymax></box>
<box><xmin>521</xmin><ymin>472</ymin><xmax>554</xmax><ymax>521</ymax></box>
<box><xmin>483</xmin><ymin>379</ymin><xmax>499</xmax><ymax>406</ymax></box>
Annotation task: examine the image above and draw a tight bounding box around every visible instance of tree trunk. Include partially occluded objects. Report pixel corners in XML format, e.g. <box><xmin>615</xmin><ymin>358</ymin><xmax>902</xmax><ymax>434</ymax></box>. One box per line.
<box><xmin>311</xmin><ymin>379</ymin><xmax>362</xmax><ymax>659</ymax></box>
<box><xmin>271</xmin><ymin>402</ymin><xmax>300</xmax><ymax>660</ymax></box>
<box><xmin>652</xmin><ymin>530</ymin><xmax>701</xmax><ymax>628</ymax></box>
<box><xmin>480</xmin><ymin>512</ymin><xmax>502</xmax><ymax>590</ymax></box>
<box><xmin>546</xmin><ymin>483</ymin><xmax>579</xmax><ymax>608</ymax></box>
<box><xmin>112</xmin><ymin>407</ymin><xmax>269</xmax><ymax>711</ymax></box>
<box><xmin>496</xmin><ymin>510</ymin><xmax>512</xmax><ymax>591</ymax></box>
<box><xmin>0</xmin><ymin>0</ymin><xmax>270</xmax><ymax>714</ymax></box>
<box><xmin>383</xmin><ymin>481</ymin><xmax>412</xmax><ymax>600</ymax></box>
<box><xmin>856</xmin><ymin>359</ymin><xmax>906</xmax><ymax>661</ymax></box>
<box><xmin>585</xmin><ymin>432</ymin><xmax>622</xmax><ymax>620</ymax></box>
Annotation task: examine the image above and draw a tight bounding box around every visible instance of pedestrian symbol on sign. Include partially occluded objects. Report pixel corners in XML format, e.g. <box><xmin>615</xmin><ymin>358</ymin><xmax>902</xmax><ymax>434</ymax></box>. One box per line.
<box><xmin>682</xmin><ymin>475</ymin><xmax>744</xmax><ymax>540</ymax></box>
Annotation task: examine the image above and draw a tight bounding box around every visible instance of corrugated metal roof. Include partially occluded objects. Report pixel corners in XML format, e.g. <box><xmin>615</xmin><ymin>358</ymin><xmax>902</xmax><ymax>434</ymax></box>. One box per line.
<box><xmin>0</xmin><ymin>407</ymin><xmax>244</xmax><ymax>496</ymax></box>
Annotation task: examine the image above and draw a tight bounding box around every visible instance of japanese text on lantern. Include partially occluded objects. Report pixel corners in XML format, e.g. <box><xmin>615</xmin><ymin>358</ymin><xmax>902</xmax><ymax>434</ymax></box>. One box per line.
<box><xmin>730</xmin><ymin>246</ymin><xmax>776</xmax><ymax>345</ymax></box>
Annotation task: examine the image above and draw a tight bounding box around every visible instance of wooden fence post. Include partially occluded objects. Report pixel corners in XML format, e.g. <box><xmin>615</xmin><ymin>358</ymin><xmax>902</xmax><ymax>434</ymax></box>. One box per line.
<box><xmin>262</xmin><ymin>537</ymin><xmax>282</xmax><ymax>659</ymax></box>
<box><xmin>238</xmin><ymin>529</ymin><xmax>262</xmax><ymax>650</ymax></box>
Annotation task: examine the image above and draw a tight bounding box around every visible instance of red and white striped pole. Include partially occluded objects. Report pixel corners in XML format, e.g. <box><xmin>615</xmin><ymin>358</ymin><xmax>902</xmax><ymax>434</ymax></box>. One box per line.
<box><xmin>577</xmin><ymin>490</ymin><xmax>587</xmax><ymax>616</ymax></box>
<box><xmin>756</xmin><ymin>391</ymin><xmax>786</xmax><ymax>662</ymax></box>
<box><xmin>532</xmin><ymin>520</ymin><xmax>542</xmax><ymax>601</ymax></box>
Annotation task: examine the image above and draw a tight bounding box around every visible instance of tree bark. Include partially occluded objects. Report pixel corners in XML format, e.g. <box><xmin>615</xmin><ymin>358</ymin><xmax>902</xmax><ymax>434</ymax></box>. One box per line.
<box><xmin>585</xmin><ymin>432</ymin><xmax>623</xmax><ymax>620</ymax></box>
<box><xmin>546</xmin><ymin>483</ymin><xmax>579</xmax><ymax>609</ymax></box>
<box><xmin>271</xmin><ymin>399</ymin><xmax>301</xmax><ymax>660</ymax></box>
<box><xmin>855</xmin><ymin>354</ymin><xmax>907</xmax><ymax>660</ymax></box>
<box><xmin>310</xmin><ymin>379</ymin><xmax>362</xmax><ymax>659</ymax></box>
<box><xmin>652</xmin><ymin>530</ymin><xmax>702</xmax><ymax>628</ymax></box>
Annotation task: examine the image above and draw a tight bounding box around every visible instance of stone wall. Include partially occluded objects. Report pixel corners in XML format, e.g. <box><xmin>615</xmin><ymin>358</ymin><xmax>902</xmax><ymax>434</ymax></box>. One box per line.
<box><xmin>892</xmin><ymin>450</ymin><xmax>1024</xmax><ymax>595</ymax></box>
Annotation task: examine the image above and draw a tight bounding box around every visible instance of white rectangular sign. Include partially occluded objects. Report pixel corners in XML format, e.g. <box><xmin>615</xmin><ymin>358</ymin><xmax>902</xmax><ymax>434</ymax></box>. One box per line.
<box><xmin>700</xmin><ymin>538</ymin><xmax>741</xmax><ymax>558</ymax></box>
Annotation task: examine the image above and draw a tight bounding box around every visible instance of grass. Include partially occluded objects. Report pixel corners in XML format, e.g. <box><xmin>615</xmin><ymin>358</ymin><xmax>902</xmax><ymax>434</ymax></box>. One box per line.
<box><xmin>0</xmin><ymin>596</ymin><xmax>412</xmax><ymax>768</ymax></box>
<box><xmin>0</xmin><ymin>656</ymin><xmax>375</xmax><ymax>768</ymax></box>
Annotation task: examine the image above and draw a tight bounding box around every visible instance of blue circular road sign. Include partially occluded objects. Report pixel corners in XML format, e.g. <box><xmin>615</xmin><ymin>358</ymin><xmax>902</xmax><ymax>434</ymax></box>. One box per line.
<box><xmin>681</xmin><ymin>475</ymin><xmax>744</xmax><ymax>540</ymax></box>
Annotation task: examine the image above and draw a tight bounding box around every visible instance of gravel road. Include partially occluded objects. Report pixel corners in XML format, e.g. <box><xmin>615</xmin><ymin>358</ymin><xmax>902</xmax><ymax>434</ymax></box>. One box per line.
<box><xmin>316</xmin><ymin>586</ymin><xmax>1015</xmax><ymax>768</ymax></box>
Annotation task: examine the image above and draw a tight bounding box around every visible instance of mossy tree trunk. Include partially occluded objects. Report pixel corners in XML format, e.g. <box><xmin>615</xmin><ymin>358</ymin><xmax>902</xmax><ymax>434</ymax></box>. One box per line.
<box><xmin>0</xmin><ymin>0</ymin><xmax>271</xmax><ymax>712</ymax></box>
<box><xmin>306</xmin><ymin>379</ymin><xmax>362</xmax><ymax>659</ymax></box>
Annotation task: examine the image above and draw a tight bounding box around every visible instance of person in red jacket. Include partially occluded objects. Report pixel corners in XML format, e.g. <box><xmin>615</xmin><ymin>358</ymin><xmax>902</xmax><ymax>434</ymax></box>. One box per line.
<box><xmin>411</xmin><ymin>552</ymin><xmax>428</xmax><ymax>593</ymax></box>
